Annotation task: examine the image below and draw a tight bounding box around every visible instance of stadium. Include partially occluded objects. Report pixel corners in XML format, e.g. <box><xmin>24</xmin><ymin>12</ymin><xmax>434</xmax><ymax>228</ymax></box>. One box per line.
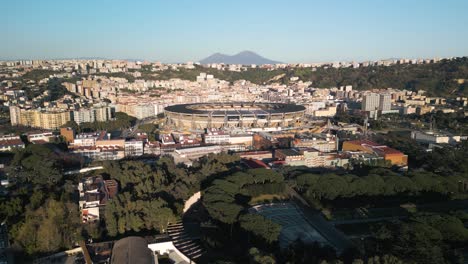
<box><xmin>164</xmin><ymin>102</ymin><xmax>306</xmax><ymax>130</ymax></box>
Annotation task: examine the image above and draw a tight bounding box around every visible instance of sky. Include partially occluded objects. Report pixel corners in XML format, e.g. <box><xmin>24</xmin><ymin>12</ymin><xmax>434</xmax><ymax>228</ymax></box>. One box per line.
<box><xmin>1</xmin><ymin>0</ymin><xmax>468</xmax><ymax>63</ymax></box>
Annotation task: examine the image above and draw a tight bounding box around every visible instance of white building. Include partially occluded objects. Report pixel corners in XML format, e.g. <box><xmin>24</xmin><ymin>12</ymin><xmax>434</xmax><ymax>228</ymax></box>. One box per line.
<box><xmin>134</xmin><ymin>104</ymin><xmax>155</xmax><ymax>119</ymax></box>
<box><xmin>362</xmin><ymin>93</ymin><xmax>380</xmax><ymax>111</ymax></box>
<box><xmin>203</xmin><ymin>130</ymin><xmax>230</xmax><ymax>145</ymax></box>
<box><xmin>124</xmin><ymin>140</ymin><xmax>144</xmax><ymax>157</ymax></box>
<box><xmin>73</xmin><ymin>108</ymin><xmax>95</xmax><ymax>124</ymax></box>
<box><xmin>411</xmin><ymin>130</ymin><xmax>466</xmax><ymax>145</ymax></box>
<box><xmin>379</xmin><ymin>94</ymin><xmax>392</xmax><ymax>112</ymax></box>
<box><xmin>9</xmin><ymin>106</ymin><xmax>21</xmax><ymax>126</ymax></box>
<box><xmin>27</xmin><ymin>132</ymin><xmax>56</xmax><ymax>143</ymax></box>
<box><xmin>73</xmin><ymin>106</ymin><xmax>112</xmax><ymax>124</ymax></box>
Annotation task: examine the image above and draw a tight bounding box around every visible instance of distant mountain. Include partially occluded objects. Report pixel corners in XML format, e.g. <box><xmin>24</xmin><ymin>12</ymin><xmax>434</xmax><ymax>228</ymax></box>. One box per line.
<box><xmin>199</xmin><ymin>51</ymin><xmax>281</xmax><ymax>65</ymax></box>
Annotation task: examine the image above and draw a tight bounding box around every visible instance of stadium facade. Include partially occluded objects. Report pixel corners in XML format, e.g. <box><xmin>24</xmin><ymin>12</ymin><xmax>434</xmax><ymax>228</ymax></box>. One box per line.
<box><xmin>164</xmin><ymin>102</ymin><xmax>306</xmax><ymax>130</ymax></box>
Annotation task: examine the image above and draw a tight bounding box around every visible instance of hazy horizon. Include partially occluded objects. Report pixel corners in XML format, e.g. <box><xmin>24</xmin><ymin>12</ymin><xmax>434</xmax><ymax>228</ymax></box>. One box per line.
<box><xmin>2</xmin><ymin>0</ymin><xmax>468</xmax><ymax>63</ymax></box>
<box><xmin>0</xmin><ymin>51</ymin><xmax>464</xmax><ymax>64</ymax></box>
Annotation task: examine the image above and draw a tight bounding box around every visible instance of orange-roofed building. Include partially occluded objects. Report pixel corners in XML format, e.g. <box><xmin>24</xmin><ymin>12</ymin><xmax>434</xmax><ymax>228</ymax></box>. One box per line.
<box><xmin>342</xmin><ymin>140</ymin><xmax>408</xmax><ymax>166</ymax></box>
<box><xmin>60</xmin><ymin>127</ymin><xmax>75</xmax><ymax>143</ymax></box>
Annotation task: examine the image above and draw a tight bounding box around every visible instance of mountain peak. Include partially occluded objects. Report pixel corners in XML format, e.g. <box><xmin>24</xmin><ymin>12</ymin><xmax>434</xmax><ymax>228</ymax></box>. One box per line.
<box><xmin>199</xmin><ymin>51</ymin><xmax>281</xmax><ymax>65</ymax></box>
<box><xmin>236</xmin><ymin>50</ymin><xmax>257</xmax><ymax>55</ymax></box>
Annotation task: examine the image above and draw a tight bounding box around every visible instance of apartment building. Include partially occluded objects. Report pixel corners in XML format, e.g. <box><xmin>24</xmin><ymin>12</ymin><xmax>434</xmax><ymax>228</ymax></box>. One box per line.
<box><xmin>9</xmin><ymin>106</ymin><xmax>71</xmax><ymax>130</ymax></box>
<box><xmin>73</xmin><ymin>108</ymin><xmax>95</xmax><ymax>124</ymax></box>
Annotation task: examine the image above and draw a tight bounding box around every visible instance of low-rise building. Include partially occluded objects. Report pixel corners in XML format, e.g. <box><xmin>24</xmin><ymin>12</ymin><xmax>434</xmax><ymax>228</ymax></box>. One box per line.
<box><xmin>292</xmin><ymin>133</ymin><xmax>338</xmax><ymax>152</ymax></box>
<box><xmin>342</xmin><ymin>140</ymin><xmax>408</xmax><ymax>166</ymax></box>
<box><xmin>411</xmin><ymin>130</ymin><xmax>466</xmax><ymax>145</ymax></box>
<box><xmin>171</xmin><ymin>145</ymin><xmax>223</xmax><ymax>165</ymax></box>
<box><xmin>124</xmin><ymin>140</ymin><xmax>144</xmax><ymax>157</ymax></box>
<box><xmin>26</xmin><ymin>132</ymin><xmax>56</xmax><ymax>144</ymax></box>
<box><xmin>60</xmin><ymin>127</ymin><xmax>75</xmax><ymax>143</ymax></box>
<box><xmin>144</xmin><ymin>141</ymin><xmax>161</xmax><ymax>156</ymax></box>
<box><xmin>78</xmin><ymin>176</ymin><xmax>118</xmax><ymax>224</ymax></box>
<box><xmin>0</xmin><ymin>135</ymin><xmax>25</xmax><ymax>152</ymax></box>
<box><xmin>203</xmin><ymin>129</ymin><xmax>230</xmax><ymax>145</ymax></box>
<box><xmin>238</xmin><ymin>150</ymin><xmax>273</xmax><ymax>160</ymax></box>
<box><xmin>274</xmin><ymin>148</ymin><xmax>348</xmax><ymax>168</ymax></box>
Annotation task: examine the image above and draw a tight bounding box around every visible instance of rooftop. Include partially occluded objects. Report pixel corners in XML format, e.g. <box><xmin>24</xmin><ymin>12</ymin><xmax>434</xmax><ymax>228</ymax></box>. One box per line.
<box><xmin>345</xmin><ymin>139</ymin><xmax>381</xmax><ymax>147</ymax></box>
<box><xmin>165</xmin><ymin>102</ymin><xmax>306</xmax><ymax>115</ymax></box>
<box><xmin>276</xmin><ymin>148</ymin><xmax>301</xmax><ymax>157</ymax></box>
<box><xmin>110</xmin><ymin>237</ymin><xmax>153</xmax><ymax>264</ymax></box>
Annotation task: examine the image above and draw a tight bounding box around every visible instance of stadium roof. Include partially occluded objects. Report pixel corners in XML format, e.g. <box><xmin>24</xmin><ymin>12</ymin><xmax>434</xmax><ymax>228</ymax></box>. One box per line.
<box><xmin>164</xmin><ymin>102</ymin><xmax>306</xmax><ymax>115</ymax></box>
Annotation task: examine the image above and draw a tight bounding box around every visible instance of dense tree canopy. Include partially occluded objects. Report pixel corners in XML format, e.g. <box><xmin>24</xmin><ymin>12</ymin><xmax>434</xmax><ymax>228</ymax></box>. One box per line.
<box><xmin>294</xmin><ymin>168</ymin><xmax>466</xmax><ymax>203</ymax></box>
<box><xmin>239</xmin><ymin>214</ymin><xmax>281</xmax><ymax>244</ymax></box>
<box><xmin>370</xmin><ymin>214</ymin><xmax>468</xmax><ymax>264</ymax></box>
<box><xmin>8</xmin><ymin>144</ymin><xmax>63</xmax><ymax>187</ymax></box>
<box><xmin>105</xmin><ymin>194</ymin><xmax>176</xmax><ymax>236</ymax></box>
<box><xmin>15</xmin><ymin>199</ymin><xmax>81</xmax><ymax>255</ymax></box>
<box><xmin>202</xmin><ymin>169</ymin><xmax>286</xmax><ymax>247</ymax></box>
<box><xmin>99</xmin><ymin>153</ymin><xmax>241</xmax><ymax>237</ymax></box>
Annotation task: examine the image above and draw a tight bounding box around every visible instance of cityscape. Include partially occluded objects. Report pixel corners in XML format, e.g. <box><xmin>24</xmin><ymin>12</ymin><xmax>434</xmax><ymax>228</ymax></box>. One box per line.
<box><xmin>1</xmin><ymin>1</ymin><xmax>468</xmax><ymax>264</ymax></box>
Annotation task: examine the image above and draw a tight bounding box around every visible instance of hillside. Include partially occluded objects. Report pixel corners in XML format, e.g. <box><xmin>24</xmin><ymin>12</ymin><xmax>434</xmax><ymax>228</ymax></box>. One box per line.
<box><xmin>143</xmin><ymin>57</ymin><xmax>468</xmax><ymax>96</ymax></box>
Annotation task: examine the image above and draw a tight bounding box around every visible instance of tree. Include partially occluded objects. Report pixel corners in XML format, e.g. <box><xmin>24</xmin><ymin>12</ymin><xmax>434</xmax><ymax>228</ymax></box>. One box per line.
<box><xmin>239</xmin><ymin>214</ymin><xmax>281</xmax><ymax>244</ymax></box>
<box><xmin>104</xmin><ymin>196</ymin><xmax>177</xmax><ymax>236</ymax></box>
<box><xmin>373</xmin><ymin>219</ymin><xmax>450</xmax><ymax>264</ymax></box>
<box><xmin>8</xmin><ymin>144</ymin><xmax>63</xmax><ymax>187</ymax></box>
<box><xmin>15</xmin><ymin>199</ymin><xmax>81</xmax><ymax>255</ymax></box>
<box><xmin>249</xmin><ymin>247</ymin><xmax>276</xmax><ymax>264</ymax></box>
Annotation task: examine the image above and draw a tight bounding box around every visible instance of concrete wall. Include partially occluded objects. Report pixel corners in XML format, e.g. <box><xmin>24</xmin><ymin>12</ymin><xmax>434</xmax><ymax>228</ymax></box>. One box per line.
<box><xmin>183</xmin><ymin>191</ymin><xmax>201</xmax><ymax>213</ymax></box>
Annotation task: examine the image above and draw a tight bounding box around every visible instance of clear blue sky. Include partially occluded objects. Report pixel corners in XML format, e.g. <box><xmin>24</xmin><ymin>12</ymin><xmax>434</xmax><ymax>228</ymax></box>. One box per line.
<box><xmin>1</xmin><ymin>0</ymin><xmax>467</xmax><ymax>63</ymax></box>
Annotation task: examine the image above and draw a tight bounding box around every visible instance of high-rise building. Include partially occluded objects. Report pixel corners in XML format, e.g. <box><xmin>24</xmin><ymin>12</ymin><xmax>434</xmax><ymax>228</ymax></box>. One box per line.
<box><xmin>39</xmin><ymin>111</ymin><xmax>71</xmax><ymax>130</ymax></box>
<box><xmin>362</xmin><ymin>93</ymin><xmax>380</xmax><ymax>111</ymax></box>
<box><xmin>73</xmin><ymin>108</ymin><xmax>95</xmax><ymax>124</ymax></box>
<box><xmin>72</xmin><ymin>106</ymin><xmax>112</xmax><ymax>124</ymax></box>
<box><xmin>9</xmin><ymin>106</ymin><xmax>21</xmax><ymax>126</ymax></box>
<box><xmin>94</xmin><ymin>106</ymin><xmax>112</xmax><ymax>122</ymax></box>
<box><xmin>379</xmin><ymin>94</ymin><xmax>391</xmax><ymax>111</ymax></box>
<box><xmin>134</xmin><ymin>104</ymin><xmax>155</xmax><ymax>119</ymax></box>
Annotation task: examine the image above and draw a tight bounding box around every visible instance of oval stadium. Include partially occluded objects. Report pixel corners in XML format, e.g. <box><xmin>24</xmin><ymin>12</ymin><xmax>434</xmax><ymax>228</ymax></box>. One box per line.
<box><xmin>164</xmin><ymin>102</ymin><xmax>306</xmax><ymax>130</ymax></box>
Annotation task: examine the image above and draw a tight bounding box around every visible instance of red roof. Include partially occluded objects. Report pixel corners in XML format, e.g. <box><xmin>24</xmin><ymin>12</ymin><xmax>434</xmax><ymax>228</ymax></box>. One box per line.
<box><xmin>242</xmin><ymin>158</ymin><xmax>270</xmax><ymax>169</ymax></box>
<box><xmin>345</xmin><ymin>139</ymin><xmax>381</xmax><ymax>147</ymax></box>
<box><xmin>372</xmin><ymin>146</ymin><xmax>403</xmax><ymax>155</ymax></box>
<box><xmin>0</xmin><ymin>139</ymin><xmax>24</xmax><ymax>147</ymax></box>
<box><xmin>238</xmin><ymin>150</ymin><xmax>272</xmax><ymax>156</ymax></box>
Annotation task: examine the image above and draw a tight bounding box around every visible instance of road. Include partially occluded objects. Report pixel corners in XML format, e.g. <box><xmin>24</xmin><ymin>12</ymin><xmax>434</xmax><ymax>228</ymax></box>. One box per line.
<box><xmin>121</xmin><ymin>116</ymin><xmax>161</xmax><ymax>138</ymax></box>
